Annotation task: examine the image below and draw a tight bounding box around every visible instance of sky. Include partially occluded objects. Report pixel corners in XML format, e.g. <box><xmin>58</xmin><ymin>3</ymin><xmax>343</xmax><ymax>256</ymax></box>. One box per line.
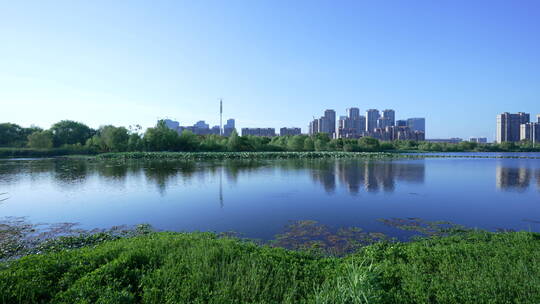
<box><xmin>1</xmin><ymin>0</ymin><xmax>539</xmax><ymax>140</ymax></box>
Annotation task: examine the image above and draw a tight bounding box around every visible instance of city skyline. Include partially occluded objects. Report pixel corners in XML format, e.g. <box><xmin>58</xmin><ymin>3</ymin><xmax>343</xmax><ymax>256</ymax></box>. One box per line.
<box><xmin>2</xmin><ymin>1</ymin><xmax>539</xmax><ymax>141</ymax></box>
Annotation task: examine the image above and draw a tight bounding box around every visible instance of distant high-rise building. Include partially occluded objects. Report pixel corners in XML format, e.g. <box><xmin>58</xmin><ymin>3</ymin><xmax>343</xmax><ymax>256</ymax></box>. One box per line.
<box><xmin>407</xmin><ymin>118</ymin><xmax>426</xmax><ymax>133</ymax></box>
<box><xmin>347</xmin><ymin>108</ymin><xmax>360</xmax><ymax>119</ymax></box>
<box><xmin>537</xmin><ymin>114</ymin><xmax>540</xmax><ymax>123</ymax></box>
<box><xmin>377</xmin><ymin>117</ymin><xmax>392</xmax><ymax>129</ymax></box>
<box><xmin>497</xmin><ymin>112</ymin><xmax>530</xmax><ymax>142</ymax></box>
<box><xmin>223</xmin><ymin>119</ymin><xmax>236</xmax><ymax>136</ymax></box>
<box><xmin>309</xmin><ymin>119</ymin><xmax>319</xmax><ymax>135</ymax></box>
<box><xmin>280</xmin><ymin>127</ymin><xmax>301</xmax><ymax>136</ymax></box>
<box><xmin>317</xmin><ymin>117</ymin><xmax>327</xmax><ymax>134</ymax></box>
<box><xmin>324</xmin><ymin>109</ymin><xmax>336</xmax><ymax>137</ymax></box>
<box><xmin>358</xmin><ymin>115</ymin><xmax>366</xmax><ymax>133</ymax></box>
<box><xmin>520</xmin><ymin>123</ymin><xmax>540</xmax><ymax>142</ymax></box>
<box><xmin>366</xmin><ymin>109</ymin><xmax>380</xmax><ymax>132</ymax></box>
<box><xmin>396</xmin><ymin>120</ymin><xmax>407</xmax><ymax>127</ymax></box>
<box><xmin>241</xmin><ymin>128</ymin><xmax>276</xmax><ymax>137</ymax></box>
<box><xmin>382</xmin><ymin>109</ymin><xmax>395</xmax><ymax>126</ymax></box>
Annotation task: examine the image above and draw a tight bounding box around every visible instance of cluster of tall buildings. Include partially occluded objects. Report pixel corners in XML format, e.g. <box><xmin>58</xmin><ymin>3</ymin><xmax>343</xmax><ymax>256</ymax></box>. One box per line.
<box><xmin>309</xmin><ymin>108</ymin><xmax>425</xmax><ymax>141</ymax></box>
<box><xmin>496</xmin><ymin>112</ymin><xmax>540</xmax><ymax>143</ymax></box>
<box><xmin>164</xmin><ymin>118</ymin><xmax>236</xmax><ymax>136</ymax></box>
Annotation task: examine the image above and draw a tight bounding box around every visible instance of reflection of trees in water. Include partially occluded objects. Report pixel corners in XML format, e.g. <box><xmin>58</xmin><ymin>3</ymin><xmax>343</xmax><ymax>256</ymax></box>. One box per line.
<box><xmin>0</xmin><ymin>159</ymin><xmax>57</xmax><ymax>184</ymax></box>
<box><xmin>310</xmin><ymin>160</ymin><xmax>425</xmax><ymax>194</ymax></box>
<box><xmin>4</xmin><ymin>158</ymin><xmax>428</xmax><ymax>195</ymax></box>
<box><xmin>53</xmin><ymin>159</ymin><xmax>88</xmax><ymax>186</ymax></box>
<box><xmin>143</xmin><ymin>161</ymin><xmax>196</xmax><ymax>195</ymax></box>
<box><xmin>496</xmin><ymin>165</ymin><xmax>540</xmax><ymax>191</ymax></box>
<box><xmin>222</xmin><ymin>160</ymin><xmax>269</xmax><ymax>184</ymax></box>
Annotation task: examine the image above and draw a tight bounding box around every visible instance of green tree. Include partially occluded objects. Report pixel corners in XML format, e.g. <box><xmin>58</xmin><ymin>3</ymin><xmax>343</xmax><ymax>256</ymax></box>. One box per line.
<box><xmin>27</xmin><ymin>131</ymin><xmax>53</xmax><ymax>149</ymax></box>
<box><xmin>127</xmin><ymin>133</ymin><xmax>144</xmax><ymax>151</ymax></box>
<box><xmin>143</xmin><ymin>120</ymin><xmax>181</xmax><ymax>151</ymax></box>
<box><xmin>227</xmin><ymin>130</ymin><xmax>242</xmax><ymax>151</ymax></box>
<box><xmin>287</xmin><ymin>135</ymin><xmax>306</xmax><ymax>151</ymax></box>
<box><xmin>178</xmin><ymin>130</ymin><xmax>200</xmax><ymax>151</ymax></box>
<box><xmin>200</xmin><ymin>135</ymin><xmax>224</xmax><ymax>152</ymax></box>
<box><xmin>100</xmin><ymin>125</ymin><xmax>129</xmax><ymax>152</ymax></box>
<box><xmin>0</xmin><ymin>123</ymin><xmax>41</xmax><ymax>147</ymax></box>
<box><xmin>358</xmin><ymin>137</ymin><xmax>380</xmax><ymax>151</ymax></box>
<box><xmin>303</xmin><ymin>137</ymin><xmax>315</xmax><ymax>151</ymax></box>
<box><xmin>50</xmin><ymin>120</ymin><xmax>95</xmax><ymax>147</ymax></box>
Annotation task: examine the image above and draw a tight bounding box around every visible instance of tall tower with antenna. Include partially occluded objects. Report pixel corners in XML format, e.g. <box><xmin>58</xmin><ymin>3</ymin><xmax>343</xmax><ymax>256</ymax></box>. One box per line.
<box><xmin>220</xmin><ymin>98</ymin><xmax>223</xmax><ymax>136</ymax></box>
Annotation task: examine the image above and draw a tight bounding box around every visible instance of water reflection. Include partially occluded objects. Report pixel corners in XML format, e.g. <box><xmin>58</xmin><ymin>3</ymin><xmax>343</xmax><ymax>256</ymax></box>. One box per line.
<box><xmin>311</xmin><ymin>160</ymin><xmax>425</xmax><ymax>194</ymax></box>
<box><xmin>4</xmin><ymin>158</ymin><xmax>540</xmax><ymax>195</ymax></box>
<box><xmin>496</xmin><ymin>165</ymin><xmax>540</xmax><ymax>191</ymax></box>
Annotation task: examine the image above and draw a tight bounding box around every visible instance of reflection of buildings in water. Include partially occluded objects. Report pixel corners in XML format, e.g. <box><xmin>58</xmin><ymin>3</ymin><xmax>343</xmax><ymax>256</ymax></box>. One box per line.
<box><xmin>311</xmin><ymin>166</ymin><xmax>336</xmax><ymax>193</ymax></box>
<box><xmin>537</xmin><ymin>169</ymin><xmax>540</xmax><ymax>190</ymax></box>
<box><xmin>496</xmin><ymin>165</ymin><xmax>540</xmax><ymax>191</ymax></box>
<box><xmin>312</xmin><ymin>160</ymin><xmax>425</xmax><ymax>194</ymax></box>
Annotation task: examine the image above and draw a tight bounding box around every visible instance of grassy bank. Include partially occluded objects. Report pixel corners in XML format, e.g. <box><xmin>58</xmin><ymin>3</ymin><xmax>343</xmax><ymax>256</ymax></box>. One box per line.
<box><xmin>1</xmin><ymin>231</ymin><xmax>539</xmax><ymax>304</ymax></box>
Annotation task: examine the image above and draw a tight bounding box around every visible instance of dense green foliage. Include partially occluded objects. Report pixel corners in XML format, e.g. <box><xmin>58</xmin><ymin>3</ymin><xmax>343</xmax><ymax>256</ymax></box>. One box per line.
<box><xmin>2</xmin><ymin>119</ymin><xmax>540</xmax><ymax>156</ymax></box>
<box><xmin>50</xmin><ymin>120</ymin><xmax>96</xmax><ymax>147</ymax></box>
<box><xmin>0</xmin><ymin>123</ymin><xmax>41</xmax><ymax>147</ymax></box>
<box><xmin>0</xmin><ymin>231</ymin><xmax>539</xmax><ymax>303</ymax></box>
<box><xmin>26</xmin><ymin>131</ymin><xmax>54</xmax><ymax>149</ymax></box>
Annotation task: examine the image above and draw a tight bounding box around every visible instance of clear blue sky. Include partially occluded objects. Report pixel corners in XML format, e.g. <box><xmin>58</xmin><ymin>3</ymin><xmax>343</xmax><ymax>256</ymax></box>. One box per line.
<box><xmin>1</xmin><ymin>0</ymin><xmax>539</xmax><ymax>140</ymax></box>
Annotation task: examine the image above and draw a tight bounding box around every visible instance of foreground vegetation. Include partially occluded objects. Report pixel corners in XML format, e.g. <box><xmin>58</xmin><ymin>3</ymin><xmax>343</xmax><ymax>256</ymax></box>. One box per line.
<box><xmin>2</xmin><ymin>120</ymin><xmax>540</xmax><ymax>159</ymax></box>
<box><xmin>0</xmin><ymin>230</ymin><xmax>539</xmax><ymax>304</ymax></box>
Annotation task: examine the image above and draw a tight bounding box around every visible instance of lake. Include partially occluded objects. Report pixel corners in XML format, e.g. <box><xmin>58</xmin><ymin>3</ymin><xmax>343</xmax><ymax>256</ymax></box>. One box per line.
<box><xmin>1</xmin><ymin>155</ymin><xmax>539</xmax><ymax>240</ymax></box>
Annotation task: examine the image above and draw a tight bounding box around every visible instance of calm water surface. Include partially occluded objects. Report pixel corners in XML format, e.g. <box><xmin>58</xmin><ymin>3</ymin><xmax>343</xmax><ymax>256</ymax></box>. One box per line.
<box><xmin>1</xmin><ymin>156</ymin><xmax>539</xmax><ymax>240</ymax></box>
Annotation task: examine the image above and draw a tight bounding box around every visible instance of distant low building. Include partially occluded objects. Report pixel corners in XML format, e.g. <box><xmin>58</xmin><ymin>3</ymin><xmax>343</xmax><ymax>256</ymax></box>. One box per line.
<box><xmin>426</xmin><ymin>138</ymin><xmax>463</xmax><ymax>144</ymax></box>
<box><xmin>162</xmin><ymin>119</ymin><xmax>230</xmax><ymax>136</ymax></box>
<box><xmin>241</xmin><ymin>128</ymin><xmax>276</xmax><ymax>137</ymax></box>
<box><xmin>163</xmin><ymin>119</ymin><xmax>179</xmax><ymax>130</ymax></box>
<box><xmin>280</xmin><ymin>127</ymin><xmax>301</xmax><ymax>136</ymax></box>
<box><xmin>469</xmin><ymin>137</ymin><xmax>488</xmax><ymax>143</ymax></box>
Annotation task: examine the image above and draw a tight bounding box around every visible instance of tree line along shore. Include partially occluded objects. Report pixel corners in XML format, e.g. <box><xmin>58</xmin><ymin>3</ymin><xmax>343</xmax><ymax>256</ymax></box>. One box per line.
<box><xmin>1</xmin><ymin>120</ymin><xmax>540</xmax><ymax>158</ymax></box>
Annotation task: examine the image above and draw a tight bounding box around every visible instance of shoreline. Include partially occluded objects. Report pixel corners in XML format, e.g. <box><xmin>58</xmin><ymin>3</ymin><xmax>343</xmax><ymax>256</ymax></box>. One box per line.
<box><xmin>2</xmin><ymin>150</ymin><xmax>540</xmax><ymax>160</ymax></box>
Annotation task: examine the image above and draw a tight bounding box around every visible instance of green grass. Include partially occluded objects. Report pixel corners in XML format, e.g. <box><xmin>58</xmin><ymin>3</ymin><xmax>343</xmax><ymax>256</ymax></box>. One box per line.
<box><xmin>1</xmin><ymin>231</ymin><xmax>539</xmax><ymax>304</ymax></box>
